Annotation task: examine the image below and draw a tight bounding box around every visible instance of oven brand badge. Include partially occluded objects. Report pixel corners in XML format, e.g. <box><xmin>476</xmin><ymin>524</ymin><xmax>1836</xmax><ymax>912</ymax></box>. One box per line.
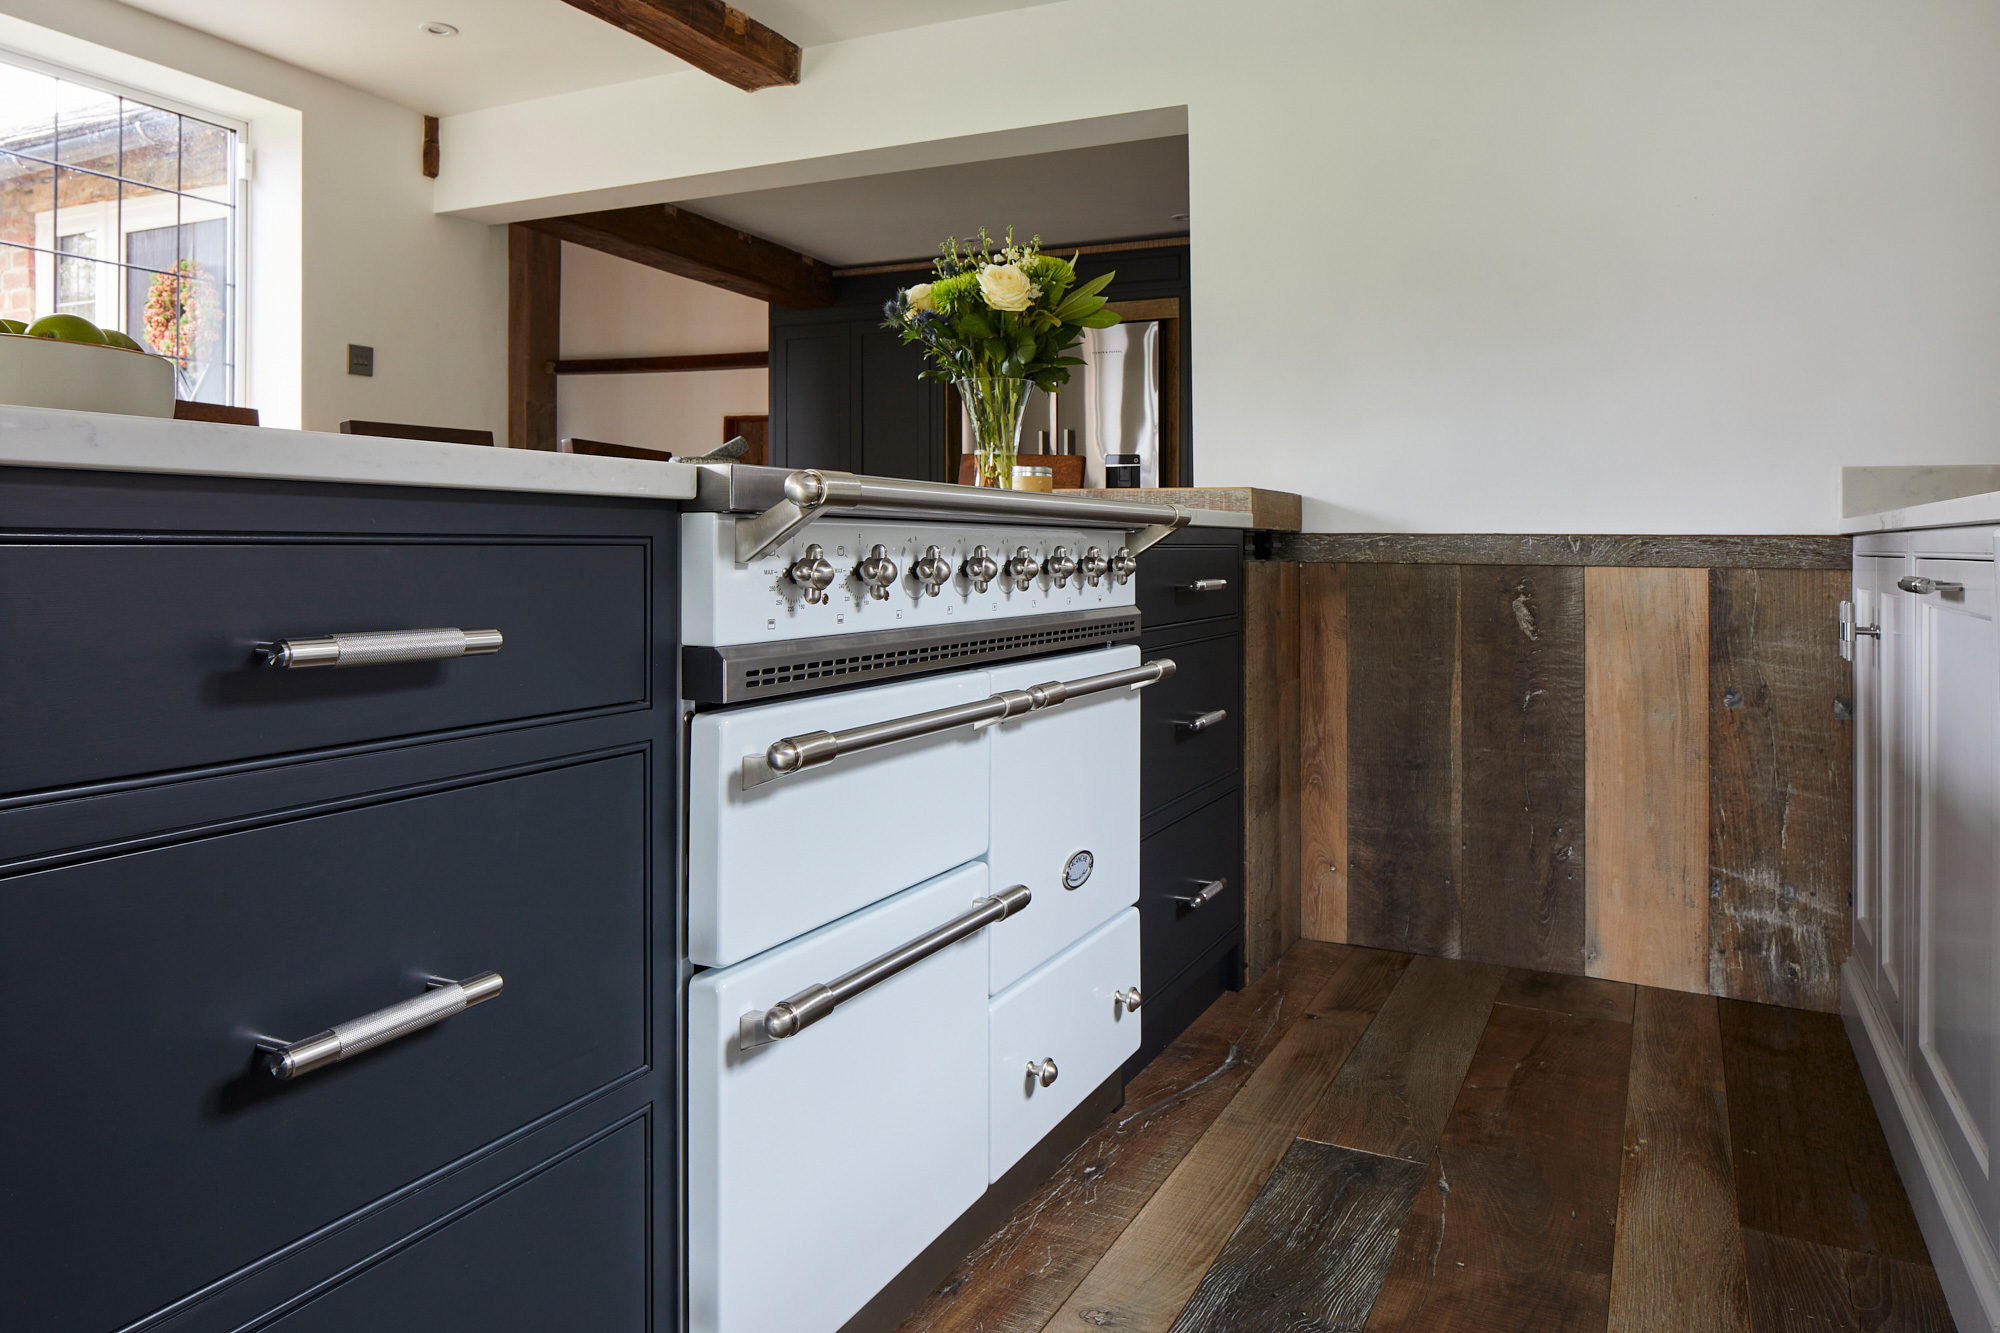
<box><xmin>1062</xmin><ymin>850</ymin><xmax>1094</xmax><ymax>891</ymax></box>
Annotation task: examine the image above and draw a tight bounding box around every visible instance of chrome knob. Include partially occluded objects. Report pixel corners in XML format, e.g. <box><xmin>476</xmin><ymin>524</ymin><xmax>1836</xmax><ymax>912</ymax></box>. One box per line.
<box><xmin>1079</xmin><ymin>546</ymin><xmax>1109</xmax><ymax>588</ymax></box>
<box><xmin>1109</xmin><ymin>546</ymin><xmax>1138</xmax><ymax>586</ymax></box>
<box><xmin>1045</xmin><ymin>546</ymin><xmax>1078</xmax><ymax>588</ymax></box>
<box><xmin>1027</xmin><ymin>1056</ymin><xmax>1059</xmax><ymax>1088</ymax></box>
<box><xmin>1006</xmin><ymin>546</ymin><xmax>1041</xmax><ymax>592</ymax></box>
<box><xmin>787</xmin><ymin>544</ymin><xmax>837</xmax><ymax>604</ymax></box>
<box><xmin>963</xmin><ymin>544</ymin><xmax>999</xmax><ymax>593</ymax></box>
<box><xmin>1115</xmin><ymin>986</ymin><xmax>1142</xmax><ymax>1013</ymax></box>
<box><xmin>911</xmin><ymin>545</ymin><xmax>952</xmax><ymax>597</ymax></box>
<box><xmin>855</xmin><ymin>544</ymin><xmax>898</xmax><ymax>601</ymax></box>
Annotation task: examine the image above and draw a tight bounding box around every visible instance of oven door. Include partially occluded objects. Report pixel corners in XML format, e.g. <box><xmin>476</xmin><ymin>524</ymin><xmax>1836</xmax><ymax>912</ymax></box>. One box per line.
<box><xmin>687</xmin><ymin>862</ymin><xmax>992</xmax><ymax>1333</ymax></box>
<box><xmin>986</xmin><ymin>644</ymin><xmax>1142</xmax><ymax>992</ymax></box>
<box><xmin>688</xmin><ymin>670</ymin><xmax>992</xmax><ymax>967</ymax></box>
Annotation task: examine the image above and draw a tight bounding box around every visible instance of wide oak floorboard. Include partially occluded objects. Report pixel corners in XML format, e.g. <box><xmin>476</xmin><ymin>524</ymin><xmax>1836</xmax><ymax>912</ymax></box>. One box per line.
<box><xmin>1742</xmin><ymin>1228</ymin><xmax>1955</xmax><ymax>1333</ymax></box>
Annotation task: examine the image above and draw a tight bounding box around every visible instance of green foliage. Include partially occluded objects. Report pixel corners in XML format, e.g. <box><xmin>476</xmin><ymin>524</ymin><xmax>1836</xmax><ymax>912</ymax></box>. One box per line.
<box><xmin>881</xmin><ymin>226</ymin><xmax>1121</xmax><ymax>393</ymax></box>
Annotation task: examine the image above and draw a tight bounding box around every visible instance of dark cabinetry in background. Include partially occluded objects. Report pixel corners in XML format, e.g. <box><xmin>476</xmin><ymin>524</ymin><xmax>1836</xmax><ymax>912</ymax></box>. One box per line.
<box><xmin>0</xmin><ymin>469</ymin><xmax>678</xmax><ymax>1333</ymax></box>
<box><xmin>1129</xmin><ymin>525</ymin><xmax>1245</xmax><ymax>1072</ymax></box>
<box><xmin>768</xmin><ymin>245</ymin><xmax>1192</xmax><ymax>484</ymax></box>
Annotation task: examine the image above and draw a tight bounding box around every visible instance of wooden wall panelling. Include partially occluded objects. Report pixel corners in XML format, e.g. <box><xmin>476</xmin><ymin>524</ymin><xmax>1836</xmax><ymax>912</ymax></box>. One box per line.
<box><xmin>1584</xmin><ymin>567</ymin><xmax>1712</xmax><ymax>992</ymax></box>
<box><xmin>1277</xmin><ymin>532</ymin><xmax>1852</xmax><ymax>570</ymax></box>
<box><xmin>1300</xmin><ymin>562</ymin><xmax>1348</xmax><ymax>942</ymax></box>
<box><xmin>1345</xmin><ymin>563</ymin><xmax>1461</xmax><ymax>954</ymax></box>
<box><xmin>1457</xmin><ymin>565</ymin><xmax>1587</xmax><ymax>971</ymax></box>
<box><xmin>506</xmin><ymin>224</ymin><xmax>561</xmax><ymax>451</ymax></box>
<box><xmin>1241</xmin><ymin>560</ymin><xmax>1302</xmax><ymax>980</ymax></box>
<box><xmin>1607</xmin><ymin>987</ymin><xmax>1752</xmax><ymax>1333</ymax></box>
<box><xmin>1708</xmin><ymin>569</ymin><xmax>1854</xmax><ymax>1011</ymax></box>
<box><xmin>1050</xmin><ymin>946</ymin><xmax>1412</xmax><ymax>1332</ymax></box>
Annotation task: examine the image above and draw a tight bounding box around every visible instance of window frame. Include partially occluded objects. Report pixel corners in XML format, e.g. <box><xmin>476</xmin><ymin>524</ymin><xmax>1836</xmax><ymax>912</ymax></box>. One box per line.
<box><xmin>0</xmin><ymin>45</ymin><xmax>248</xmax><ymax>405</ymax></box>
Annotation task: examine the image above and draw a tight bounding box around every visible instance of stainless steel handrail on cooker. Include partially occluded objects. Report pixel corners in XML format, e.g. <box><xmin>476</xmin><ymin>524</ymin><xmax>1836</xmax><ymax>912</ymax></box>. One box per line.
<box><xmin>741</xmin><ymin>658</ymin><xmax>1177</xmax><ymax>790</ymax></box>
<box><xmin>738</xmin><ymin>885</ymin><xmax>1032</xmax><ymax>1049</ymax></box>
<box><xmin>732</xmin><ymin>468</ymin><xmax>1190</xmax><ymax>564</ymax></box>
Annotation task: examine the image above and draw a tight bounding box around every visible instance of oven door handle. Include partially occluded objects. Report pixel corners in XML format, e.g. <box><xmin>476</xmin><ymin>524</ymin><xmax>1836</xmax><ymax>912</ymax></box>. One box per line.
<box><xmin>741</xmin><ymin>658</ymin><xmax>1176</xmax><ymax>790</ymax></box>
<box><xmin>738</xmin><ymin>885</ymin><xmax>1032</xmax><ymax>1049</ymax></box>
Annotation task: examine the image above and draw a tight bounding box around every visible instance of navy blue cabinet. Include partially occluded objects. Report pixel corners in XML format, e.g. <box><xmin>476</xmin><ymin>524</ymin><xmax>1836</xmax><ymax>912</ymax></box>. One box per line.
<box><xmin>0</xmin><ymin>469</ymin><xmax>678</xmax><ymax>1332</ymax></box>
<box><xmin>1132</xmin><ymin>526</ymin><xmax>1245</xmax><ymax>1071</ymax></box>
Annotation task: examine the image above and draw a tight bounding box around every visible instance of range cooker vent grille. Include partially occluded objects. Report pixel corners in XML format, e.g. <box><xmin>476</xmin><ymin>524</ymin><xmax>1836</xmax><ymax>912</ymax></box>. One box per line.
<box><xmin>684</xmin><ymin>608</ymin><xmax>1143</xmax><ymax>705</ymax></box>
<box><xmin>747</xmin><ymin>619</ymin><xmax>1122</xmax><ymax>692</ymax></box>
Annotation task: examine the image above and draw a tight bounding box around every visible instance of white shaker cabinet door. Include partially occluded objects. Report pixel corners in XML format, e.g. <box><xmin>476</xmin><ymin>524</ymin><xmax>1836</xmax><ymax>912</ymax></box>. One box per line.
<box><xmin>1858</xmin><ymin>556</ymin><xmax>1918</xmax><ymax>1047</ymax></box>
<box><xmin>985</xmin><ymin>645</ymin><xmax>1141</xmax><ymax>993</ymax></box>
<box><xmin>988</xmin><ymin>908</ymin><xmax>1142</xmax><ymax>1181</ymax></box>
<box><xmin>1912</xmin><ymin>555</ymin><xmax>1999</xmax><ymax>1240</ymax></box>
<box><xmin>687</xmin><ymin>863</ymin><xmax>992</xmax><ymax>1333</ymax></box>
<box><xmin>687</xmin><ymin>670</ymin><xmax>991</xmax><ymax>967</ymax></box>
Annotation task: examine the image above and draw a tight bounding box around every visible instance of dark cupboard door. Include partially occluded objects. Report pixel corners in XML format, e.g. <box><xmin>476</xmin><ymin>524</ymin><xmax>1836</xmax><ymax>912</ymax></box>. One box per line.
<box><xmin>772</xmin><ymin>326</ymin><xmax>851</xmax><ymax>472</ymax></box>
<box><xmin>860</xmin><ymin>322</ymin><xmax>944</xmax><ymax>481</ymax></box>
<box><xmin>262</xmin><ymin>1117</ymin><xmax>648</xmax><ymax>1332</ymax></box>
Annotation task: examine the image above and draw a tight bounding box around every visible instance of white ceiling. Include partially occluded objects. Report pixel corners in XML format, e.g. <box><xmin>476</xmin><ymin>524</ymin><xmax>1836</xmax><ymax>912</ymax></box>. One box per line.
<box><xmin>112</xmin><ymin>0</ymin><xmax>1053</xmax><ymax>116</ymax></box>
<box><xmin>683</xmin><ymin>134</ymin><xmax>1190</xmax><ymax>268</ymax></box>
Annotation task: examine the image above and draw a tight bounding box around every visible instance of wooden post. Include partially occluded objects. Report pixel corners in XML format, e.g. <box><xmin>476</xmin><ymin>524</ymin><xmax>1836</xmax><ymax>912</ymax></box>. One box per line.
<box><xmin>507</xmin><ymin>225</ymin><xmax>561</xmax><ymax>451</ymax></box>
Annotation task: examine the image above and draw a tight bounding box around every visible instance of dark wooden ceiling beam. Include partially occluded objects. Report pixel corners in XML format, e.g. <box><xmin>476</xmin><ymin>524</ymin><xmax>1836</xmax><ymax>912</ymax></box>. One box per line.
<box><xmin>527</xmin><ymin>203</ymin><xmax>834</xmax><ymax>309</ymax></box>
<box><xmin>561</xmin><ymin>0</ymin><xmax>800</xmax><ymax>91</ymax></box>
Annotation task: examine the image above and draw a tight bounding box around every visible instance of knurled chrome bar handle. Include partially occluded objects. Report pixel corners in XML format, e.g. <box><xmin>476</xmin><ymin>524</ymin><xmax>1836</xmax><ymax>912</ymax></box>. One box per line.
<box><xmin>1177</xmin><ymin>878</ymin><xmax>1228</xmax><ymax>910</ymax></box>
<box><xmin>1897</xmin><ymin>576</ymin><xmax>1965</xmax><ymax>596</ymax></box>
<box><xmin>1184</xmin><ymin>578</ymin><xmax>1229</xmax><ymax>593</ymax></box>
<box><xmin>740</xmin><ymin>886</ymin><xmax>1032</xmax><ymax>1048</ymax></box>
<box><xmin>1180</xmin><ymin>709</ymin><xmax>1228</xmax><ymax>734</ymax></box>
<box><xmin>743</xmin><ymin>659</ymin><xmax>1178</xmax><ymax>789</ymax></box>
<box><xmin>258</xmin><ymin>972</ymin><xmax>503</xmax><ymax>1079</ymax></box>
<box><xmin>258</xmin><ymin>627</ymin><xmax>503</xmax><ymax>668</ymax></box>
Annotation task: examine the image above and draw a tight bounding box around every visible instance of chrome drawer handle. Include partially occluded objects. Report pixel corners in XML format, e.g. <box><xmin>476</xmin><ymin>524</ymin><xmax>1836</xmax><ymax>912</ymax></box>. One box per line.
<box><xmin>1116</xmin><ymin>986</ymin><xmax>1143</xmax><ymax>1013</ymax></box>
<box><xmin>1897</xmin><ymin>575</ymin><xmax>1964</xmax><ymax>596</ymax></box>
<box><xmin>258</xmin><ymin>627</ymin><xmax>503</xmax><ymax>668</ymax></box>
<box><xmin>258</xmin><ymin>972</ymin><xmax>503</xmax><ymax>1079</ymax></box>
<box><xmin>1028</xmin><ymin>1057</ymin><xmax>1059</xmax><ymax>1088</ymax></box>
<box><xmin>1177</xmin><ymin>878</ymin><xmax>1228</xmax><ymax>910</ymax></box>
<box><xmin>1183</xmin><ymin>578</ymin><xmax>1229</xmax><ymax>593</ymax></box>
<box><xmin>744</xmin><ymin>659</ymin><xmax>1177</xmax><ymax>789</ymax></box>
<box><xmin>739</xmin><ymin>886</ymin><xmax>1031</xmax><ymax>1049</ymax></box>
<box><xmin>1179</xmin><ymin>709</ymin><xmax>1228</xmax><ymax>734</ymax></box>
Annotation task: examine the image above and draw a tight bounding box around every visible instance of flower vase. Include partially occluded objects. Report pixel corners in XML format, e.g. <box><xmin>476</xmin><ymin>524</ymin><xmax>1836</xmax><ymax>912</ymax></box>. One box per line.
<box><xmin>957</xmin><ymin>376</ymin><xmax>1031</xmax><ymax>488</ymax></box>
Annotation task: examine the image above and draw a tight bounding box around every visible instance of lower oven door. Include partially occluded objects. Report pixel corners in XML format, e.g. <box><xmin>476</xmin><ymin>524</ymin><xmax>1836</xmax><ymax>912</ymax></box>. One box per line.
<box><xmin>986</xmin><ymin>644</ymin><xmax>1141</xmax><ymax>992</ymax></box>
<box><xmin>687</xmin><ymin>862</ymin><xmax>992</xmax><ymax>1333</ymax></box>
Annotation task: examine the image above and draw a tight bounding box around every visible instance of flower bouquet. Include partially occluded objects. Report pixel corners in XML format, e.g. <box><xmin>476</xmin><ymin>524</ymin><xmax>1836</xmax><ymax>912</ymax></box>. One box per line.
<box><xmin>884</xmin><ymin>229</ymin><xmax>1119</xmax><ymax>488</ymax></box>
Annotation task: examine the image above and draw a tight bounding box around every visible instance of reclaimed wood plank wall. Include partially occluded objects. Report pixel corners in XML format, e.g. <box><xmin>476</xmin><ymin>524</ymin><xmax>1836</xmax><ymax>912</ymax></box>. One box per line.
<box><xmin>1242</xmin><ymin>536</ymin><xmax>1854</xmax><ymax>1012</ymax></box>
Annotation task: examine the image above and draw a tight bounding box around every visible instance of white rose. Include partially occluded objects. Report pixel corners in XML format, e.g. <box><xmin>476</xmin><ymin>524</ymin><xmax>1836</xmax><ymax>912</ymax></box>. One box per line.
<box><xmin>978</xmin><ymin>262</ymin><xmax>1040</xmax><ymax>312</ymax></box>
<box><xmin>905</xmin><ymin>282</ymin><xmax>934</xmax><ymax>315</ymax></box>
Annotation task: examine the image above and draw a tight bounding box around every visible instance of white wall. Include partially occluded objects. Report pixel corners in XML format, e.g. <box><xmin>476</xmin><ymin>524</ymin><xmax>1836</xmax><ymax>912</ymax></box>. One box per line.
<box><xmin>0</xmin><ymin>0</ymin><xmax>505</xmax><ymax>435</ymax></box>
<box><xmin>440</xmin><ymin>0</ymin><xmax>2000</xmax><ymax>533</ymax></box>
<box><xmin>556</xmin><ymin>242</ymin><xmax>767</xmax><ymax>457</ymax></box>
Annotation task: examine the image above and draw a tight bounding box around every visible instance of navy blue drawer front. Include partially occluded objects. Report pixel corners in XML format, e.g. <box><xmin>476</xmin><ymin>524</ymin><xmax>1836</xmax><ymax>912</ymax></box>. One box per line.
<box><xmin>262</xmin><ymin>1116</ymin><xmax>648</xmax><ymax>1332</ymax></box>
<box><xmin>0</xmin><ymin>538</ymin><xmax>648</xmax><ymax>796</ymax></box>
<box><xmin>0</xmin><ymin>754</ymin><xmax>648</xmax><ymax>1333</ymax></box>
<box><xmin>1139</xmin><ymin>628</ymin><xmax>1242</xmax><ymax>815</ymax></box>
<box><xmin>1141</xmin><ymin>785</ymin><xmax>1243</xmax><ymax>989</ymax></box>
<box><xmin>1136</xmin><ymin>542</ymin><xmax>1242</xmax><ymax>632</ymax></box>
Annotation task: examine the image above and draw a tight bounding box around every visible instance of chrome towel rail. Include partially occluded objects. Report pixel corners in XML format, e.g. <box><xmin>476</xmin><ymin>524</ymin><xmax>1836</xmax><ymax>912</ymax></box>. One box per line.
<box><xmin>741</xmin><ymin>658</ymin><xmax>1176</xmax><ymax>790</ymax></box>
<box><xmin>732</xmin><ymin>468</ymin><xmax>1189</xmax><ymax>564</ymax></box>
<box><xmin>257</xmin><ymin>627</ymin><xmax>503</xmax><ymax>669</ymax></box>
<box><xmin>257</xmin><ymin>971</ymin><xmax>504</xmax><ymax>1079</ymax></box>
<box><xmin>738</xmin><ymin>886</ymin><xmax>1032</xmax><ymax>1049</ymax></box>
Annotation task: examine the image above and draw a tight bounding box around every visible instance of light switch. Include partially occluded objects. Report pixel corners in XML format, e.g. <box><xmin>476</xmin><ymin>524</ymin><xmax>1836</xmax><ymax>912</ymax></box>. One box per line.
<box><xmin>348</xmin><ymin>344</ymin><xmax>374</xmax><ymax>377</ymax></box>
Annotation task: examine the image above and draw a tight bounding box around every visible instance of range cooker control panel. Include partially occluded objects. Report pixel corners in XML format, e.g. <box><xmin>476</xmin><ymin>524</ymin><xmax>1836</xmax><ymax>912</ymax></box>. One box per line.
<box><xmin>681</xmin><ymin>512</ymin><xmax>1141</xmax><ymax>647</ymax></box>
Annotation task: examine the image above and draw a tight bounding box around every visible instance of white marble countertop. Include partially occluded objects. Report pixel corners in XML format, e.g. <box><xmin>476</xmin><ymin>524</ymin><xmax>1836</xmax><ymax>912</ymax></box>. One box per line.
<box><xmin>0</xmin><ymin>405</ymin><xmax>1252</xmax><ymax>527</ymax></box>
<box><xmin>1842</xmin><ymin>464</ymin><xmax>2000</xmax><ymax>533</ymax></box>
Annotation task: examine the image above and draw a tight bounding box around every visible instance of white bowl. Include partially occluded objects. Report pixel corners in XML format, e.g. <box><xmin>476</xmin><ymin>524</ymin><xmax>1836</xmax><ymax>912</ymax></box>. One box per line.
<box><xmin>0</xmin><ymin>332</ymin><xmax>175</xmax><ymax>417</ymax></box>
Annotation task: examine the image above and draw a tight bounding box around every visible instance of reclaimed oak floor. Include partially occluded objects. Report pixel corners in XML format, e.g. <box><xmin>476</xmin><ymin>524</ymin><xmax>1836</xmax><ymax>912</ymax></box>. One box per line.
<box><xmin>894</xmin><ymin>941</ymin><xmax>1954</xmax><ymax>1333</ymax></box>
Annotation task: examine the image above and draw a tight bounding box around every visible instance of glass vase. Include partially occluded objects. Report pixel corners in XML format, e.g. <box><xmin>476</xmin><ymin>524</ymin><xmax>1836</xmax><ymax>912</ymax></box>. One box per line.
<box><xmin>957</xmin><ymin>376</ymin><xmax>1031</xmax><ymax>489</ymax></box>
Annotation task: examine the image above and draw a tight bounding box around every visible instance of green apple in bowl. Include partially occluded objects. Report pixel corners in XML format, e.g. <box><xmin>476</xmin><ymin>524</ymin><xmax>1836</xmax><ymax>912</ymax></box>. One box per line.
<box><xmin>100</xmin><ymin>329</ymin><xmax>147</xmax><ymax>353</ymax></box>
<box><xmin>26</xmin><ymin>313</ymin><xmax>108</xmax><ymax>344</ymax></box>
<box><xmin>0</xmin><ymin>318</ymin><xmax>25</xmax><ymax>335</ymax></box>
